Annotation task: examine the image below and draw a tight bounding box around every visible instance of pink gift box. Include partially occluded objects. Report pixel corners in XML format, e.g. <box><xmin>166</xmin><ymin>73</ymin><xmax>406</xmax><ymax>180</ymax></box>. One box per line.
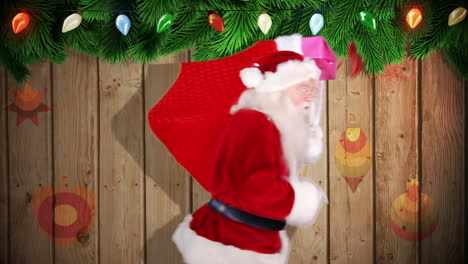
<box><xmin>301</xmin><ymin>36</ymin><xmax>337</xmax><ymax>80</ymax></box>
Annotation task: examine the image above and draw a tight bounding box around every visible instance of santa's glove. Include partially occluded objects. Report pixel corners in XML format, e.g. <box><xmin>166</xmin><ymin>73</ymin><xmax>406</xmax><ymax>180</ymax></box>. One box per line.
<box><xmin>304</xmin><ymin>125</ymin><xmax>324</xmax><ymax>164</ymax></box>
<box><xmin>286</xmin><ymin>178</ymin><xmax>329</xmax><ymax>226</ymax></box>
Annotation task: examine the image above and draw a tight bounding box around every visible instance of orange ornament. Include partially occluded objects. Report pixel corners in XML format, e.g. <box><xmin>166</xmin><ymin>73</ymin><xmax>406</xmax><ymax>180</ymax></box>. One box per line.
<box><xmin>208</xmin><ymin>13</ymin><xmax>224</xmax><ymax>32</ymax></box>
<box><xmin>32</xmin><ymin>177</ymin><xmax>97</xmax><ymax>248</ymax></box>
<box><xmin>12</xmin><ymin>12</ymin><xmax>30</xmax><ymax>34</ymax></box>
<box><xmin>406</xmin><ymin>8</ymin><xmax>422</xmax><ymax>29</ymax></box>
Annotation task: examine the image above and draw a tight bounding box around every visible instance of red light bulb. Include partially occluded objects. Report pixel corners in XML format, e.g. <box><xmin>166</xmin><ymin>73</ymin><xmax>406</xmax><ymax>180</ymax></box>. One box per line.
<box><xmin>406</xmin><ymin>8</ymin><xmax>422</xmax><ymax>29</ymax></box>
<box><xmin>12</xmin><ymin>12</ymin><xmax>30</xmax><ymax>34</ymax></box>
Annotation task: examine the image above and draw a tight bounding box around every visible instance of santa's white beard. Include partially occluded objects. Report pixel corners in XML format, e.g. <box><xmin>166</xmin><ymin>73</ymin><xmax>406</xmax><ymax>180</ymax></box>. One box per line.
<box><xmin>230</xmin><ymin>90</ymin><xmax>311</xmax><ymax>178</ymax></box>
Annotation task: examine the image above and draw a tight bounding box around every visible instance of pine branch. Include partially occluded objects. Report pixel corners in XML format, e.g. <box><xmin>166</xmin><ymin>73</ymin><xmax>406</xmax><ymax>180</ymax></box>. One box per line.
<box><xmin>321</xmin><ymin>0</ymin><xmax>361</xmax><ymax>56</ymax></box>
<box><xmin>0</xmin><ymin>43</ymin><xmax>31</xmax><ymax>84</ymax></box>
<box><xmin>374</xmin><ymin>5</ymin><xmax>406</xmax><ymax>64</ymax></box>
<box><xmin>410</xmin><ymin>1</ymin><xmax>452</xmax><ymax>59</ymax></box>
<box><xmin>1</xmin><ymin>0</ymin><xmax>467</xmax><ymax>82</ymax></box>
<box><xmin>354</xmin><ymin>25</ymin><xmax>385</xmax><ymax>75</ymax></box>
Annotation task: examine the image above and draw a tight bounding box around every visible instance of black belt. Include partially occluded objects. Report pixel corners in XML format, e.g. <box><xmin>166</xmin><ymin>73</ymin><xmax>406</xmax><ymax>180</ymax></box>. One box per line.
<box><xmin>208</xmin><ymin>199</ymin><xmax>286</xmax><ymax>231</ymax></box>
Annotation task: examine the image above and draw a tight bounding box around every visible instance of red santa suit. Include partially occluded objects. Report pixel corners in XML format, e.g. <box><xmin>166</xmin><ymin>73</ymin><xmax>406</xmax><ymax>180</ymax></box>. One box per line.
<box><xmin>148</xmin><ymin>34</ymin><xmax>336</xmax><ymax>264</ymax></box>
<box><xmin>172</xmin><ymin>106</ymin><xmax>328</xmax><ymax>264</ymax></box>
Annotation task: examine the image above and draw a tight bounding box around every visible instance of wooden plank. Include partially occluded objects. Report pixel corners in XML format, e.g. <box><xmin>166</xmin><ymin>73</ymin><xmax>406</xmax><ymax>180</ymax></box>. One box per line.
<box><xmin>0</xmin><ymin>67</ymin><xmax>9</xmax><ymax>264</ymax></box>
<box><xmin>7</xmin><ymin>63</ymin><xmax>54</xmax><ymax>263</ymax></box>
<box><xmin>375</xmin><ymin>58</ymin><xmax>419</xmax><ymax>263</ymax></box>
<box><xmin>145</xmin><ymin>63</ymin><xmax>191</xmax><ymax>263</ymax></box>
<box><xmin>328</xmin><ymin>62</ymin><xmax>374</xmax><ymax>263</ymax></box>
<box><xmin>149</xmin><ymin>51</ymin><xmax>191</xmax><ymax>65</ymax></box>
<box><xmin>289</xmin><ymin>82</ymin><xmax>329</xmax><ymax>264</ymax></box>
<box><xmin>52</xmin><ymin>50</ymin><xmax>98</xmax><ymax>263</ymax></box>
<box><xmin>99</xmin><ymin>61</ymin><xmax>144</xmax><ymax>263</ymax></box>
<box><xmin>421</xmin><ymin>52</ymin><xmax>465</xmax><ymax>263</ymax></box>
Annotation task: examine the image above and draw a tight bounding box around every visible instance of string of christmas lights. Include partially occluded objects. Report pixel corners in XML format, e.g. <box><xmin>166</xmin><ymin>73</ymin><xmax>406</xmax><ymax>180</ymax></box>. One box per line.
<box><xmin>9</xmin><ymin>6</ymin><xmax>467</xmax><ymax>36</ymax></box>
<box><xmin>2</xmin><ymin>1</ymin><xmax>467</xmax><ymax>83</ymax></box>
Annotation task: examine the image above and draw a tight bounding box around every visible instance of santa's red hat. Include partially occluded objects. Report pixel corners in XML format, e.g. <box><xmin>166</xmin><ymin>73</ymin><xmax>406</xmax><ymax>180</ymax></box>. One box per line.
<box><xmin>240</xmin><ymin>50</ymin><xmax>321</xmax><ymax>92</ymax></box>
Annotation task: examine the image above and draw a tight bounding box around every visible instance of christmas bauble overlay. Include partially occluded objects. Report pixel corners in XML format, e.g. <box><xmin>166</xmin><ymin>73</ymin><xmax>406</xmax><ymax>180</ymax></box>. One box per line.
<box><xmin>32</xmin><ymin>177</ymin><xmax>97</xmax><ymax>248</ymax></box>
<box><xmin>334</xmin><ymin>114</ymin><xmax>372</xmax><ymax>192</ymax></box>
<box><xmin>389</xmin><ymin>179</ymin><xmax>438</xmax><ymax>241</ymax></box>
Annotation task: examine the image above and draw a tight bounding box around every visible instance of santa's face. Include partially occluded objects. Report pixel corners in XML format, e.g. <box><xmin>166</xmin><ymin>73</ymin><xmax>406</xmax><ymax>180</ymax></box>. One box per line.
<box><xmin>286</xmin><ymin>79</ymin><xmax>321</xmax><ymax>110</ymax></box>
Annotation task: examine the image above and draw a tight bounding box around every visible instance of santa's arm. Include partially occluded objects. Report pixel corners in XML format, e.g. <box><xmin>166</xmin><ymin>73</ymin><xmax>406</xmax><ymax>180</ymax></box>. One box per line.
<box><xmin>226</xmin><ymin>110</ymin><xmax>328</xmax><ymax>225</ymax></box>
<box><xmin>226</xmin><ymin>114</ymin><xmax>295</xmax><ymax>220</ymax></box>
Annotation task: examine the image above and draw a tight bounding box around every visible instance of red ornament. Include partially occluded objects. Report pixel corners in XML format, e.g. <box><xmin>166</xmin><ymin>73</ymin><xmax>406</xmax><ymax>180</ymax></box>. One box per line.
<box><xmin>406</xmin><ymin>8</ymin><xmax>422</xmax><ymax>29</ymax></box>
<box><xmin>208</xmin><ymin>13</ymin><xmax>224</xmax><ymax>32</ymax></box>
<box><xmin>12</xmin><ymin>12</ymin><xmax>30</xmax><ymax>34</ymax></box>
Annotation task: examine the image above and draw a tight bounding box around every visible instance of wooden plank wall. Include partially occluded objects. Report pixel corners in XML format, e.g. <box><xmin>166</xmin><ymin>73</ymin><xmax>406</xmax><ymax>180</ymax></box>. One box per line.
<box><xmin>421</xmin><ymin>53</ymin><xmax>465</xmax><ymax>263</ymax></box>
<box><xmin>1</xmin><ymin>65</ymin><xmax>8</xmax><ymax>263</ymax></box>
<box><xmin>7</xmin><ymin>63</ymin><xmax>54</xmax><ymax>264</ymax></box>
<box><xmin>375</xmin><ymin>58</ymin><xmax>419</xmax><ymax>263</ymax></box>
<box><xmin>329</xmin><ymin>60</ymin><xmax>374</xmax><ymax>263</ymax></box>
<box><xmin>0</xmin><ymin>50</ymin><xmax>465</xmax><ymax>264</ymax></box>
<box><xmin>53</xmin><ymin>51</ymin><xmax>98</xmax><ymax>264</ymax></box>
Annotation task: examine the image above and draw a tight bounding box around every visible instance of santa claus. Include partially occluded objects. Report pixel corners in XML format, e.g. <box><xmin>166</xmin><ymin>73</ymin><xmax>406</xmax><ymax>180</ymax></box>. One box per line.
<box><xmin>171</xmin><ymin>36</ymin><xmax>330</xmax><ymax>264</ymax></box>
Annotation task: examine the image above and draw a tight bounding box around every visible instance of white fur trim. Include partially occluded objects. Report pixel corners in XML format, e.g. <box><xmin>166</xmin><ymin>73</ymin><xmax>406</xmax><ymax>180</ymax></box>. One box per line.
<box><xmin>275</xmin><ymin>34</ymin><xmax>303</xmax><ymax>55</ymax></box>
<box><xmin>286</xmin><ymin>178</ymin><xmax>328</xmax><ymax>226</ymax></box>
<box><xmin>305</xmin><ymin>138</ymin><xmax>324</xmax><ymax>164</ymax></box>
<box><xmin>303</xmin><ymin>126</ymin><xmax>324</xmax><ymax>164</ymax></box>
<box><xmin>173</xmin><ymin>214</ymin><xmax>290</xmax><ymax>264</ymax></box>
<box><xmin>256</xmin><ymin>59</ymin><xmax>321</xmax><ymax>92</ymax></box>
<box><xmin>240</xmin><ymin>67</ymin><xmax>264</xmax><ymax>88</ymax></box>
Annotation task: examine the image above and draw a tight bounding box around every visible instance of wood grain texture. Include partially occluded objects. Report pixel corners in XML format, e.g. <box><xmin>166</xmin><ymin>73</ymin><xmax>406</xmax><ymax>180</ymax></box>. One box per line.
<box><xmin>145</xmin><ymin>63</ymin><xmax>191</xmax><ymax>264</ymax></box>
<box><xmin>421</xmin><ymin>52</ymin><xmax>465</xmax><ymax>263</ymax></box>
<box><xmin>99</xmin><ymin>61</ymin><xmax>144</xmax><ymax>264</ymax></box>
<box><xmin>7</xmin><ymin>63</ymin><xmax>54</xmax><ymax>263</ymax></box>
<box><xmin>0</xmin><ymin>67</ymin><xmax>9</xmax><ymax>264</ymax></box>
<box><xmin>328</xmin><ymin>63</ymin><xmax>374</xmax><ymax>263</ymax></box>
<box><xmin>149</xmin><ymin>52</ymin><xmax>191</xmax><ymax>65</ymax></box>
<box><xmin>52</xmin><ymin>50</ymin><xmax>98</xmax><ymax>263</ymax></box>
<box><xmin>375</xmin><ymin>58</ymin><xmax>419</xmax><ymax>263</ymax></box>
<box><xmin>288</xmin><ymin>82</ymin><xmax>329</xmax><ymax>264</ymax></box>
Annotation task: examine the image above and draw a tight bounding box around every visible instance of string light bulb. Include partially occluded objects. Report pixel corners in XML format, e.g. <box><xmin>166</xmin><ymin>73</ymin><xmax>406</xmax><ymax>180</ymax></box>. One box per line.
<box><xmin>359</xmin><ymin>11</ymin><xmax>377</xmax><ymax>30</ymax></box>
<box><xmin>406</xmin><ymin>8</ymin><xmax>422</xmax><ymax>29</ymax></box>
<box><xmin>309</xmin><ymin>13</ymin><xmax>324</xmax><ymax>35</ymax></box>
<box><xmin>115</xmin><ymin>14</ymin><xmax>131</xmax><ymax>35</ymax></box>
<box><xmin>448</xmin><ymin>7</ymin><xmax>467</xmax><ymax>26</ymax></box>
<box><xmin>12</xmin><ymin>12</ymin><xmax>30</xmax><ymax>34</ymax></box>
<box><xmin>157</xmin><ymin>14</ymin><xmax>174</xmax><ymax>33</ymax></box>
<box><xmin>62</xmin><ymin>13</ymin><xmax>82</xmax><ymax>33</ymax></box>
<box><xmin>208</xmin><ymin>13</ymin><xmax>225</xmax><ymax>32</ymax></box>
<box><xmin>258</xmin><ymin>12</ymin><xmax>272</xmax><ymax>34</ymax></box>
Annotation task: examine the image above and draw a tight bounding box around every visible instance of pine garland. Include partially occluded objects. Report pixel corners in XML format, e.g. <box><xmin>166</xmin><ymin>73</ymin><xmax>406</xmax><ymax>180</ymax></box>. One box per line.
<box><xmin>0</xmin><ymin>0</ymin><xmax>467</xmax><ymax>83</ymax></box>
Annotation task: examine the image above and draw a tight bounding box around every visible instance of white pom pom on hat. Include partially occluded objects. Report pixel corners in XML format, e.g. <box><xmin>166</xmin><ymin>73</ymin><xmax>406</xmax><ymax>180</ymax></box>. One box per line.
<box><xmin>239</xmin><ymin>67</ymin><xmax>264</xmax><ymax>88</ymax></box>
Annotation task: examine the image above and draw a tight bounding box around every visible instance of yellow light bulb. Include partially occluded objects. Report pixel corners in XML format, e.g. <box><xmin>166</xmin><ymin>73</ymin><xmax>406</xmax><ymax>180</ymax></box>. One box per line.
<box><xmin>257</xmin><ymin>13</ymin><xmax>272</xmax><ymax>34</ymax></box>
<box><xmin>62</xmin><ymin>13</ymin><xmax>82</xmax><ymax>33</ymax></box>
<box><xmin>448</xmin><ymin>7</ymin><xmax>467</xmax><ymax>26</ymax></box>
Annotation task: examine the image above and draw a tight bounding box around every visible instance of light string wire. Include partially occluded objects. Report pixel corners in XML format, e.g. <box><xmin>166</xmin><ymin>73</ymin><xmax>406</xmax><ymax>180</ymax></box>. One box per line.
<box><xmin>8</xmin><ymin>4</ymin><xmax>442</xmax><ymax>14</ymax></box>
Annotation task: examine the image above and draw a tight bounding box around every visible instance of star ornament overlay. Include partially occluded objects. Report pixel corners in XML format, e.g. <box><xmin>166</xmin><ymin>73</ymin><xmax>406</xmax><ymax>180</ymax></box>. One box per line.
<box><xmin>5</xmin><ymin>82</ymin><xmax>51</xmax><ymax>126</ymax></box>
